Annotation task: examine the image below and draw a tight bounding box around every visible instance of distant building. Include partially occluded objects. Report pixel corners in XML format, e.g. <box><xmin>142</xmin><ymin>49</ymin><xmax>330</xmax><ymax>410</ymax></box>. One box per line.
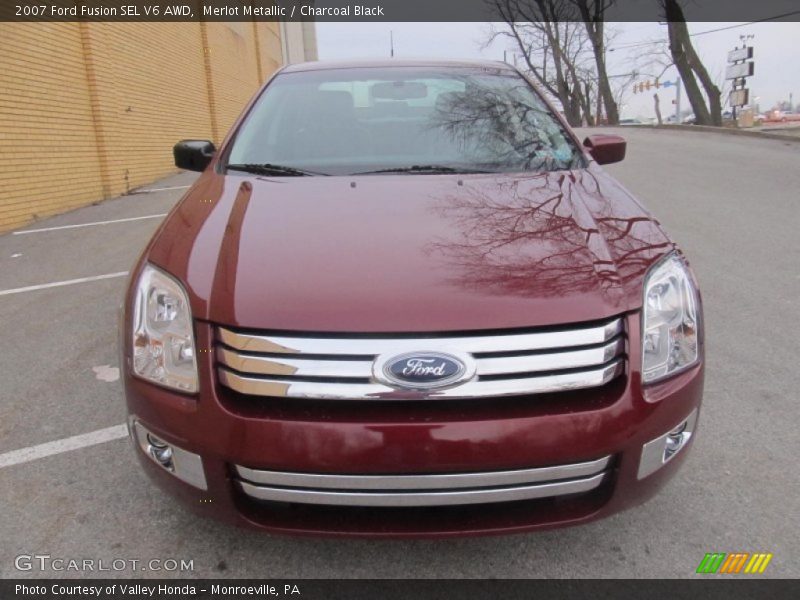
<box><xmin>0</xmin><ymin>21</ymin><xmax>316</xmax><ymax>232</ymax></box>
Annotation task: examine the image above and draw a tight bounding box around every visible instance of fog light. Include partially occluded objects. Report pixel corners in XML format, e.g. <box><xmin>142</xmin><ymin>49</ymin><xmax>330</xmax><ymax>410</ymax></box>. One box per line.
<box><xmin>146</xmin><ymin>434</ymin><xmax>174</xmax><ymax>470</ymax></box>
<box><xmin>130</xmin><ymin>419</ymin><xmax>208</xmax><ymax>490</ymax></box>
<box><xmin>638</xmin><ymin>409</ymin><xmax>698</xmax><ymax>479</ymax></box>
<box><xmin>664</xmin><ymin>423</ymin><xmax>687</xmax><ymax>458</ymax></box>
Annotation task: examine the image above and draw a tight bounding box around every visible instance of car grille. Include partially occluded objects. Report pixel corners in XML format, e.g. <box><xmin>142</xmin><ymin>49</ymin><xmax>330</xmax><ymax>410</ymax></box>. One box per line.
<box><xmin>233</xmin><ymin>456</ymin><xmax>612</xmax><ymax>507</ymax></box>
<box><xmin>214</xmin><ymin>317</ymin><xmax>625</xmax><ymax>400</ymax></box>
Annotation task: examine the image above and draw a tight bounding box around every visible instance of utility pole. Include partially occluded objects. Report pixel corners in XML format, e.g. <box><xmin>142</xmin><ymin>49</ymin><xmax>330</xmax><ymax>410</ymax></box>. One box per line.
<box><xmin>390</xmin><ymin>30</ymin><xmax>394</xmax><ymax>58</ymax></box>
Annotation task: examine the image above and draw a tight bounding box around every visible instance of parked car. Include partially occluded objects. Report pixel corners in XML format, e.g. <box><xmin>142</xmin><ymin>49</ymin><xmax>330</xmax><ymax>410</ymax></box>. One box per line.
<box><xmin>618</xmin><ymin>118</ymin><xmax>644</xmax><ymax>126</ymax></box>
<box><xmin>763</xmin><ymin>109</ymin><xmax>800</xmax><ymax>123</ymax></box>
<box><xmin>764</xmin><ymin>109</ymin><xmax>785</xmax><ymax>122</ymax></box>
<box><xmin>121</xmin><ymin>59</ymin><xmax>704</xmax><ymax>537</ymax></box>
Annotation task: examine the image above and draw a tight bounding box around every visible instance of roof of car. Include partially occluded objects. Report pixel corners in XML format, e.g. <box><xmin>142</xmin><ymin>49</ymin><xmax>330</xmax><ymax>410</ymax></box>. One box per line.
<box><xmin>281</xmin><ymin>58</ymin><xmax>516</xmax><ymax>73</ymax></box>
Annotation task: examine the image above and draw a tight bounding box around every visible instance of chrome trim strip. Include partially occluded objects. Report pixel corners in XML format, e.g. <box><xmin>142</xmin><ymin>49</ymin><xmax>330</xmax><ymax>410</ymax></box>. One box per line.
<box><xmin>217</xmin><ymin>347</ymin><xmax>373</xmax><ymax>378</ymax></box>
<box><xmin>217</xmin><ymin>318</ymin><xmax>623</xmax><ymax>356</ymax></box>
<box><xmin>236</xmin><ymin>473</ymin><xmax>607</xmax><ymax>507</ymax></box>
<box><xmin>218</xmin><ymin>360</ymin><xmax>623</xmax><ymax>400</ymax></box>
<box><xmin>476</xmin><ymin>338</ymin><xmax>624</xmax><ymax>376</ymax></box>
<box><xmin>235</xmin><ymin>456</ymin><xmax>610</xmax><ymax>490</ymax></box>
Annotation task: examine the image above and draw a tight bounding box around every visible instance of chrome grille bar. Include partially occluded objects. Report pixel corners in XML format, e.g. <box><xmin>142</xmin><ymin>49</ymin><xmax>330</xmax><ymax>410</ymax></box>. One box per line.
<box><xmin>217</xmin><ymin>318</ymin><xmax>622</xmax><ymax>356</ymax></box>
<box><xmin>217</xmin><ymin>347</ymin><xmax>374</xmax><ymax>379</ymax></box>
<box><xmin>217</xmin><ymin>337</ymin><xmax>624</xmax><ymax>380</ymax></box>
<box><xmin>215</xmin><ymin>317</ymin><xmax>625</xmax><ymax>400</ymax></box>
<box><xmin>218</xmin><ymin>360</ymin><xmax>623</xmax><ymax>400</ymax></box>
<box><xmin>236</xmin><ymin>456</ymin><xmax>610</xmax><ymax>490</ymax></box>
<box><xmin>234</xmin><ymin>456</ymin><xmax>611</xmax><ymax>507</ymax></box>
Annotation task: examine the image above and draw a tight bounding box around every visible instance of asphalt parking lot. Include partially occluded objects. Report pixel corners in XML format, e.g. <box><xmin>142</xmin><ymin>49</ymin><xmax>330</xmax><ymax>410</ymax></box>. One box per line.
<box><xmin>1</xmin><ymin>127</ymin><xmax>798</xmax><ymax>579</ymax></box>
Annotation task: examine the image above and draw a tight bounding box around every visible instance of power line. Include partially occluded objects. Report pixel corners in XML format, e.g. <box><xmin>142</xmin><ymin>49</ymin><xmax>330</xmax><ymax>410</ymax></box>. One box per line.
<box><xmin>608</xmin><ymin>39</ymin><xmax>666</xmax><ymax>52</ymax></box>
<box><xmin>608</xmin><ymin>10</ymin><xmax>800</xmax><ymax>52</ymax></box>
<box><xmin>691</xmin><ymin>11</ymin><xmax>800</xmax><ymax>36</ymax></box>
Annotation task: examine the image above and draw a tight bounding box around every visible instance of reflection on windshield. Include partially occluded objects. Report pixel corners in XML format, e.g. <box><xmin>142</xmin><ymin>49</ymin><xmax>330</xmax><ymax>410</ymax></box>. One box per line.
<box><xmin>226</xmin><ymin>67</ymin><xmax>585</xmax><ymax>176</ymax></box>
<box><xmin>427</xmin><ymin>84</ymin><xmax>582</xmax><ymax>172</ymax></box>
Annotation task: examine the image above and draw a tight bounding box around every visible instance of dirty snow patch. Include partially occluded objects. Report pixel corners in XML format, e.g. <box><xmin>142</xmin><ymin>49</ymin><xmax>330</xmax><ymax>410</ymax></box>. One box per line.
<box><xmin>93</xmin><ymin>365</ymin><xmax>120</xmax><ymax>382</ymax></box>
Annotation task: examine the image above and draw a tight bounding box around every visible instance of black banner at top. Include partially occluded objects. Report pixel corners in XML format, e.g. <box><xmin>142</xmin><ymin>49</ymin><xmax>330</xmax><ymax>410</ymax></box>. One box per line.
<box><xmin>2</xmin><ymin>0</ymin><xmax>800</xmax><ymax>22</ymax></box>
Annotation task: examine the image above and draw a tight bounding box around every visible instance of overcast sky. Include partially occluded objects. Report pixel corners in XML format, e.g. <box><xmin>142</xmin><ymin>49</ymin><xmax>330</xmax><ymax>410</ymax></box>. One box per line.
<box><xmin>316</xmin><ymin>21</ymin><xmax>800</xmax><ymax>119</ymax></box>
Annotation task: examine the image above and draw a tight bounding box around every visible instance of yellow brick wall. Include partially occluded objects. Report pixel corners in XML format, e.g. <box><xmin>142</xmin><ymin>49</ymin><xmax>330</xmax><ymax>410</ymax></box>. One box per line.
<box><xmin>204</xmin><ymin>22</ymin><xmax>262</xmax><ymax>142</ymax></box>
<box><xmin>258</xmin><ymin>22</ymin><xmax>284</xmax><ymax>82</ymax></box>
<box><xmin>0</xmin><ymin>21</ymin><xmax>283</xmax><ymax>232</ymax></box>
<box><xmin>0</xmin><ymin>23</ymin><xmax>106</xmax><ymax>230</ymax></box>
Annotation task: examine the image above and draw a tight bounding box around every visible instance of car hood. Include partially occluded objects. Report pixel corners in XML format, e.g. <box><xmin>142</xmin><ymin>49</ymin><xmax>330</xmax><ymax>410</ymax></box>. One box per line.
<box><xmin>147</xmin><ymin>165</ymin><xmax>673</xmax><ymax>332</ymax></box>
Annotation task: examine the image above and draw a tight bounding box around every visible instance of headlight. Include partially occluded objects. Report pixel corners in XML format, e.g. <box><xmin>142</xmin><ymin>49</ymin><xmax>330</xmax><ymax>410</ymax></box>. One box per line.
<box><xmin>131</xmin><ymin>264</ymin><xmax>198</xmax><ymax>393</ymax></box>
<box><xmin>641</xmin><ymin>253</ymin><xmax>700</xmax><ymax>383</ymax></box>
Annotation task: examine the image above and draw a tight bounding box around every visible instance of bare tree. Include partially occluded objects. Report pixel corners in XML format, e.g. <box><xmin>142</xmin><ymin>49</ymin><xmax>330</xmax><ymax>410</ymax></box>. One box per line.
<box><xmin>659</xmin><ymin>0</ymin><xmax>722</xmax><ymax>126</ymax></box>
<box><xmin>609</xmin><ymin>67</ymin><xmax>638</xmax><ymax>120</ymax></box>
<box><xmin>572</xmin><ymin>0</ymin><xmax>619</xmax><ymax>124</ymax></box>
<box><xmin>488</xmin><ymin>0</ymin><xmax>597</xmax><ymax>127</ymax></box>
<box><xmin>624</xmin><ymin>39</ymin><xmax>683</xmax><ymax>124</ymax></box>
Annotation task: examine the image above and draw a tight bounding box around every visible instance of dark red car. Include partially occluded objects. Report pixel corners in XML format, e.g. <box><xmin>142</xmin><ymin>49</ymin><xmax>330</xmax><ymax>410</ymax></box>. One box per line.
<box><xmin>121</xmin><ymin>59</ymin><xmax>704</xmax><ymax>537</ymax></box>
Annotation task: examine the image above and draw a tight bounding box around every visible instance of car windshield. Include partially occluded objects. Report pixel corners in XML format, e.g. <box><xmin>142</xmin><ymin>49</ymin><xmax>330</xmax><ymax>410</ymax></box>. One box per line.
<box><xmin>226</xmin><ymin>66</ymin><xmax>585</xmax><ymax>176</ymax></box>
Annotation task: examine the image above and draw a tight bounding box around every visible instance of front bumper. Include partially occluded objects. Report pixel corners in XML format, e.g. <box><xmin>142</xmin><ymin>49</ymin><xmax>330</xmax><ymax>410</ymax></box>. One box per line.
<box><xmin>122</xmin><ymin>314</ymin><xmax>704</xmax><ymax>538</ymax></box>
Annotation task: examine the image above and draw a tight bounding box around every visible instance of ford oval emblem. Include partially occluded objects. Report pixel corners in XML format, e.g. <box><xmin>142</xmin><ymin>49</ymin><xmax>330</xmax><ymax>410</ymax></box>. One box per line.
<box><xmin>374</xmin><ymin>351</ymin><xmax>475</xmax><ymax>390</ymax></box>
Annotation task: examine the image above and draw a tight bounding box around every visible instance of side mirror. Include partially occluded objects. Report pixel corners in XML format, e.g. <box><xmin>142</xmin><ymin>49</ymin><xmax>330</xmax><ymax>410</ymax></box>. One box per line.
<box><xmin>173</xmin><ymin>140</ymin><xmax>216</xmax><ymax>172</ymax></box>
<box><xmin>583</xmin><ymin>134</ymin><xmax>626</xmax><ymax>165</ymax></box>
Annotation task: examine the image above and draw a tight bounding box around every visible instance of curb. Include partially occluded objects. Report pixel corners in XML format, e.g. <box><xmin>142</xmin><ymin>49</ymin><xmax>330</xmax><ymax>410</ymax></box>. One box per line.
<box><xmin>617</xmin><ymin>123</ymin><xmax>800</xmax><ymax>144</ymax></box>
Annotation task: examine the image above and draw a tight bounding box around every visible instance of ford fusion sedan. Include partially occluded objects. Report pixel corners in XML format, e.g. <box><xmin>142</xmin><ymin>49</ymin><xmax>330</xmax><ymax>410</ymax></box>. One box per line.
<box><xmin>121</xmin><ymin>59</ymin><xmax>704</xmax><ymax>537</ymax></box>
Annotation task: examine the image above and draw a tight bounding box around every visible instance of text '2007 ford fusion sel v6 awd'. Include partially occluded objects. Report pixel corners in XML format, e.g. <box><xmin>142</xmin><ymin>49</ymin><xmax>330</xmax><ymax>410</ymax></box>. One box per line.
<box><xmin>120</xmin><ymin>59</ymin><xmax>703</xmax><ymax>537</ymax></box>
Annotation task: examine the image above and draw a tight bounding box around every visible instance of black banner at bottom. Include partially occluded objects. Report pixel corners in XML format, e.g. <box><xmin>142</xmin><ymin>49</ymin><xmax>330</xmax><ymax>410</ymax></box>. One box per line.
<box><xmin>2</xmin><ymin>579</ymin><xmax>799</xmax><ymax>600</ymax></box>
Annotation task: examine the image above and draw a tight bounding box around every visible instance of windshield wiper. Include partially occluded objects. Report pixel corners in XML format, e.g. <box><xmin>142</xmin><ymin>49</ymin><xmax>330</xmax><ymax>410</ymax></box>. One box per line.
<box><xmin>352</xmin><ymin>165</ymin><xmax>492</xmax><ymax>175</ymax></box>
<box><xmin>226</xmin><ymin>163</ymin><xmax>325</xmax><ymax>177</ymax></box>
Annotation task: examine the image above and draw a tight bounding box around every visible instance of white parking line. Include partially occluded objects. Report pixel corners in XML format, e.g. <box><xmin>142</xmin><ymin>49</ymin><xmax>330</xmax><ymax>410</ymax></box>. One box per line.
<box><xmin>0</xmin><ymin>424</ymin><xmax>128</xmax><ymax>469</ymax></box>
<box><xmin>0</xmin><ymin>271</ymin><xmax>128</xmax><ymax>296</ymax></box>
<box><xmin>12</xmin><ymin>213</ymin><xmax>167</xmax><ymax>235</ymax></box>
